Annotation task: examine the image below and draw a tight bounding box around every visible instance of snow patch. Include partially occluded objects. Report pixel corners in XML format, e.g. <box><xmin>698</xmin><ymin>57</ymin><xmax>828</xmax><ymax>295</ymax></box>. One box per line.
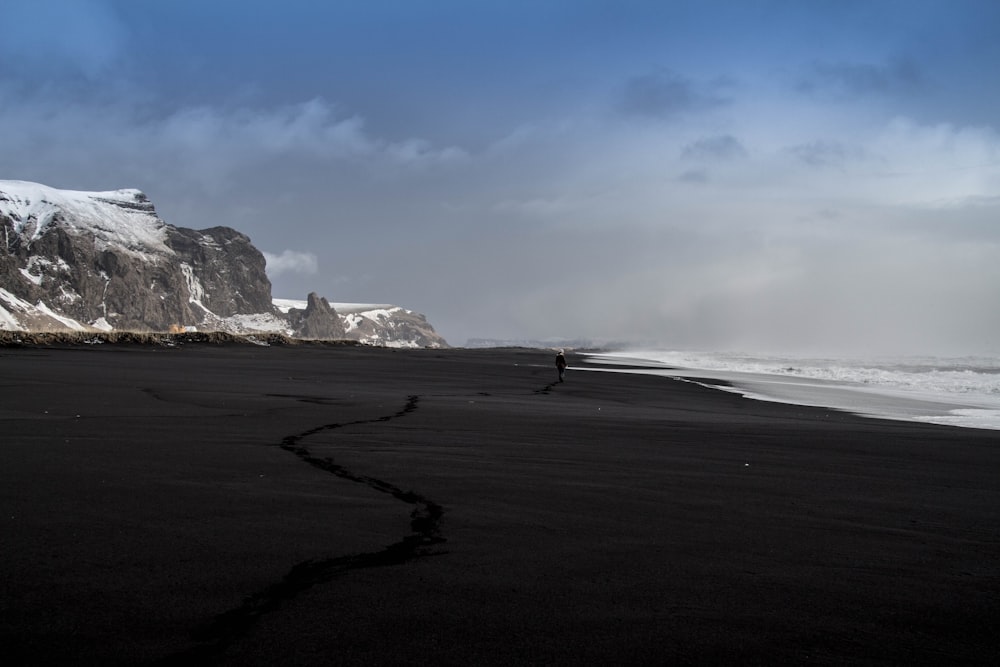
<box><xmin>0</xmin><ymin>287</ymin><xmax>35</xmax><ymax>313</ymax></box>
<box><xmin>19</xmin><ymin>268</ymin><xmax>42</xmax><ymax>286</ymax></box>
<box><xmin>334</xmin><ymin>303</ymin><xmax>399</xmax><ymax>314</ymax></box>
<box><xmin>272</xmin><ymin>298</ymin><xmax>305</xmax><ymax>313</ymax></box>
<box><xmin>0</xmin><ymin>180</ymin><xmax>171</xmax><ymax>258</ymax></box>
<box><xmin>343</xmin><ymin>313</ymin><xmax>362</xmax><ymax>333</ymax></box>
<box><xmin>0</xmin><ymin>303</ymin><xmax>23</xmax><ymax>330</ymax></box>
<box><xmin>0</xmin><ymin>288</ymin><xmax>83</xmax><ymax>330</ymax></box>
<box><xmin>57</xmin><ymin>285</ymin><xmax>82</xmax><ymax>304</ymax></box>
<box><xmin>221</xmin><ymin>312</ymin><xmax>292</xmax><ymax>335</ymax></box>
<box><xmin>179</xmin><ymin>262</ymin><xmax>211</xmax><ymax>315</ymax></box>
<box><xmin>90</xmin><ymin>317</ymin><xmax>114</xmax><ymax>332</ymax></box>
<box><xmin>18</xmin><ymin>255</ymin><xmax>70</xmax><ymax>285</ymax></box>
<box><xmin>272</xmin><ymin>298</ymin><xmax>397</xmax><ymax>314</ymax></box>
<box><xmin>33</xmin><ymin>301</ymin><xmax>86</xmax><ymax>330</ymax></box>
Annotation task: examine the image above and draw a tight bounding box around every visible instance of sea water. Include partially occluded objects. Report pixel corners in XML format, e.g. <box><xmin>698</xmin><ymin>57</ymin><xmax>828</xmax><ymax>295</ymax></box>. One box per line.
<box><xmin>583</xmin><ymin>350</ymin><xmax>1000</xmax><ymax>431</ymax></box>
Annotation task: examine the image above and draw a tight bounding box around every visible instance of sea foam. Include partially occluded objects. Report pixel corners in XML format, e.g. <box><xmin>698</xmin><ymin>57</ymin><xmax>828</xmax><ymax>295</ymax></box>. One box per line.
<box><xmin>584</xmin><ymin>350</ymin><xmax>1000</xmax><ymax>430</ymax></box>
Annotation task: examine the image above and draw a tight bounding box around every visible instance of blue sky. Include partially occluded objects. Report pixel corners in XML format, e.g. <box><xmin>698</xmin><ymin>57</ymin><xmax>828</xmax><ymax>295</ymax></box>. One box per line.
<box><xmin>2</xmin><ymin>0</ymin><xmax>999</xmax><ymax>352</ymax></box>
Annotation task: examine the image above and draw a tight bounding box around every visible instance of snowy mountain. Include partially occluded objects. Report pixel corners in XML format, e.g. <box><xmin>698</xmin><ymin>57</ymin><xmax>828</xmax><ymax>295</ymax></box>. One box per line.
<box><xmin>0</xmin><ymin>180</ymin><xmax>447</xmax><ymax>347</ymax></box>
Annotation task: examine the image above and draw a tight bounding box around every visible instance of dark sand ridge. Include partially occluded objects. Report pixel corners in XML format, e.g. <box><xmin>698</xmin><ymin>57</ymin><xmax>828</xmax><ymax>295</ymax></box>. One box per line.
<box><xmin>1</xmin><ymin>344</ymin><xmax>998</xmax><ymax>665</ymax></box>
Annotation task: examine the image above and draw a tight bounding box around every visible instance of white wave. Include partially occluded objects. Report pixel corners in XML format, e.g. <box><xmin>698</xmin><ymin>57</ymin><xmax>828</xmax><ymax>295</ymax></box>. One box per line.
<box><xmin>588</xmin><ymin>349</ymin><xmax>1000</xmax><ymax>430</ymax></box>
<box><xmin>604</xmin><ymin>350</ymin><xmax>1000</xmax><ymax>398</ymax></box>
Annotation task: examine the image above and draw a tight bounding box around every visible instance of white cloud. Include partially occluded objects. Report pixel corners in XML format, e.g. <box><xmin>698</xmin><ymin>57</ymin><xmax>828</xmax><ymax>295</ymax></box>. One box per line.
<box><xmin>0</xmin><ymin>91</ymin><xmax>468</xmax><ymax>198</ymax></box>
<box><xmin>158</xmin><ymin>99</ymin><xmax>394</xmax><ymax>163</ymax></box>
<box><xmin>263</xmin><ymin>250</ymin><xmax>318</xmax><ymax>277</ymax></box>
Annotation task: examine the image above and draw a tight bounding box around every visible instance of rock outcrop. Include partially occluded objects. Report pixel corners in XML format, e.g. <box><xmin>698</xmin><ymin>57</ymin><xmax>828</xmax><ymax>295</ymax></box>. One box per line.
<box><xmin>285</xmin><ymin>292</ymin><xmax>348</xmax><ymax>339</ymax></box>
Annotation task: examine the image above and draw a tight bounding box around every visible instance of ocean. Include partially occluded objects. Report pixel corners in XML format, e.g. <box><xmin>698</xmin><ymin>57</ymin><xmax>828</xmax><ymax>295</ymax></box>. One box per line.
<box><xmin>582</xmin><ymin>350</ymin><xmax>1000</xmax><ymax>431</ymax></box>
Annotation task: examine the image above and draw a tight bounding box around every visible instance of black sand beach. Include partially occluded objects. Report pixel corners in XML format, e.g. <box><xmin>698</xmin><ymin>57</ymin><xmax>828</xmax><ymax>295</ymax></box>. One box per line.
<box><xmin>2</xmin><ymin>343</ymin><xmax>998</xmax><ymax>665</ymax></box>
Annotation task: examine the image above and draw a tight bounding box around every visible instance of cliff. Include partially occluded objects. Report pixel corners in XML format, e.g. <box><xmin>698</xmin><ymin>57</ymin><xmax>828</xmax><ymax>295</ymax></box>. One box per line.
<box><xmin>0</xmin><ymin>181</ymin><xmax>447</xmax><ymax>347</ymax></box>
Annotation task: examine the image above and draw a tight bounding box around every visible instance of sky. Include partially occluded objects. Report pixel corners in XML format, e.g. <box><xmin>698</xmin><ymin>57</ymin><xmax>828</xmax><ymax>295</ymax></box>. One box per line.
<box><xmin>2</xmin><ymin>0</ymin><xmax>998</xmax><ymax>353</ymax></box>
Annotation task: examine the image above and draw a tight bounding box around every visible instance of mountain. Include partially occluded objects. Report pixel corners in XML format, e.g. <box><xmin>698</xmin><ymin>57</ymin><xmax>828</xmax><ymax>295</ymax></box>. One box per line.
<box><xmin>0</xmin><ymin>180</ymin><xmax>447</xmax><ymax>347</ymax></box>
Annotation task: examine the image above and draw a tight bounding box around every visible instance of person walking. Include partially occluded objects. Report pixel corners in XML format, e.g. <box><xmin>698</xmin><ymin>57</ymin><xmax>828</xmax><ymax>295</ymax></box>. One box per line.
<box><xmin>555</xmin><ymin>349</ymin><xmax>567</xmax><ymax>382</ymax></box>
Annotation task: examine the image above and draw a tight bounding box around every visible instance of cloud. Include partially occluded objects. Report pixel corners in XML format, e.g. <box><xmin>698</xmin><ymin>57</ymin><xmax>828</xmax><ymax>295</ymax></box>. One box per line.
<box><xmin>681</xmin><ymin>135</ymin><xmax>747</xmax><ymax>161</ymax></box>
<box><xmin>0</xmin><ymin>90</ymin><xmax>466</xmax><ymax>198</ymax></box>
<box><xmin>385</xmin><ymin>138</ymin><xmax>469</xmax><ymax>167</ymax></box>
<box><xmin>677</xmin><ymin>170</ymin><xmax>709</xmax><ymax>184</ymax></box>
<box><xmin>796</xmin><ymin>57</ymin><xmax>924</xmax><ymax>100</ymax></box>
<box><xmin>788</xmin><ymin>140</ymin><xmax>867</xmax><ymax>168</ymax></box>
<box><xmin>263</xmin><ymin>250</ymin><xmax>318</xmax><ymax>277</ymax></box>
<box><xmin>619</xmin><ymin>69</ymin><xmax>730</xmax><ymax>119</ymax></box>
<box><xmin>159</xmin><ymin>100</ymin><xmax>374</xmax><ymax>161</ymax></box>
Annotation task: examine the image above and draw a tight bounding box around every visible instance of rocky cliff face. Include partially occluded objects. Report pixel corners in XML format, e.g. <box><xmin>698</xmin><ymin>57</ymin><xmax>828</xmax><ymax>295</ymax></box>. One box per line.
<box><xmin>339</xmin><ymin>304</ymin><xmax>446</xmax><ymax>348</ymax></box>
<box><xmin>0</xmin><ymin>181</ymin><xmax>448</xmax><ymax>347</ymax></box>
<box><xmin>167</xmin><ymin>226</ymin><xmax>275</xmax><ymax>318</ymax></box>
<box><xmin>0</xmin><ymin>181</ymin><xmax>275</xmax><ymax>332</ymax></box>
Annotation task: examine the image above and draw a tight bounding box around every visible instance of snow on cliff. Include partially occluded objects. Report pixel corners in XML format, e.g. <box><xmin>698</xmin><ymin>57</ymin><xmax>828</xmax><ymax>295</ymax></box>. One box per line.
<box><xmin>0</xmin><ymin>180</ymin><xmax>170</xmax><ymax>256</ymax></box>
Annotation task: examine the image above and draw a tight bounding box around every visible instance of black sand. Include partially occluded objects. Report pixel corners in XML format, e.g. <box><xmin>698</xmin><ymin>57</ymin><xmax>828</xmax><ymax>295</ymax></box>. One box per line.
<box><xmin>1</xmin><ymin>344</ymin><xmax>998</xmax><ymax>665</ymax></box>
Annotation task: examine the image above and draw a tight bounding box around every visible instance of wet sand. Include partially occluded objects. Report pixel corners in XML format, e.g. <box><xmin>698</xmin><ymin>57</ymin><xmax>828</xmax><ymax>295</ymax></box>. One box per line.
<box><xmin>1</xmin><ymin>344</ymin><xmax>998</xmax><ymax>665</ymax></box>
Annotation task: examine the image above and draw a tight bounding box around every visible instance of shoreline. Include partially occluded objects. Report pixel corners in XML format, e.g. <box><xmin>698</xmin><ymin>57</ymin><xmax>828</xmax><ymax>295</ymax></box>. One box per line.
<box><xmin>2</xmin><ymin>345</ymin><xmax>998</xmax><ymax>664</ymax></box>
<box><xmin>582</xmin><ymin>350</ymin><xmax>1000</xmax><ymax>431</ymax></box>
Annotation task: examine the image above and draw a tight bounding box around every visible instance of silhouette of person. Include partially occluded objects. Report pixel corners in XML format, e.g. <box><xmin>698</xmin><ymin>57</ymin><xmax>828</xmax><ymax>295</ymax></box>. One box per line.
<box><xmin>555</xmin><ymin>349</ymin><xmax>567</xmax><ymax>382</ymax></box>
